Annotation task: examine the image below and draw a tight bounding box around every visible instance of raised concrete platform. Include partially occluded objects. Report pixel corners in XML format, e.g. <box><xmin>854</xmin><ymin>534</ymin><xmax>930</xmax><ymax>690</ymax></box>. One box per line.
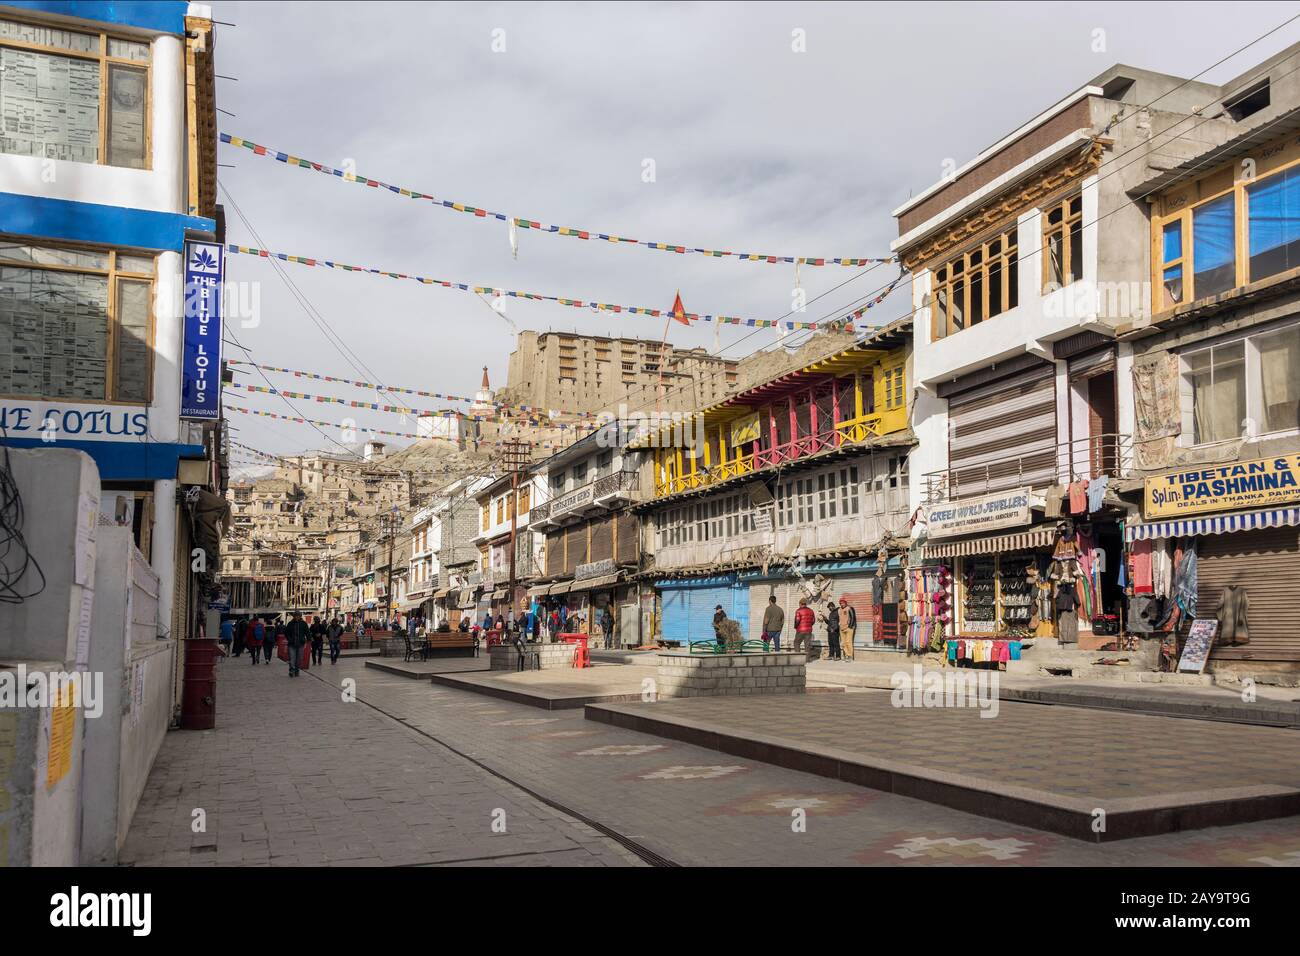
<box><xmin>585</xmin><ymin>692</ymin><xmax>1300</xmax><ymax>842</ymax></box>
<box><xmin>431</xmin><ymin>662</ymin><xmax>656</xmax><ymax>709</ymax></box>
<box><xmin>803</xmin><ymin>660</ymin><xmax>1300</xmax><ymax>727</ymax></box>
<box><xmin>364</xmin><ymin>657</ymin><xmax>489</xmax><ymax>679</ymax></box>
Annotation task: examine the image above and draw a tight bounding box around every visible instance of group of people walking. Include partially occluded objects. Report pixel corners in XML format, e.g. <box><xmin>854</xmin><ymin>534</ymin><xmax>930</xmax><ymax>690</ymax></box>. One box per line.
<box><xmin>752</xmin><ymin>594</ymin><xmax>858</xmax><ymax>660</ymax></box>
<box><xmin>218</xmin><ymin>613</ymin><xmax>347</xmax><ymax>675</ymax></box>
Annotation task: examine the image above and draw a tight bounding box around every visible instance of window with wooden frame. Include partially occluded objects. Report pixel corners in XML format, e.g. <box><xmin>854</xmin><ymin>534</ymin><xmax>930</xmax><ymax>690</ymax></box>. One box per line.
<box><xmin>1042</xmin><ymin>193</ymin><xmax>1083</xmax><ymax>291</ymax></box>
<box><xmin>0</xmin><ymin>17</ymin><xmax>150</xmax><ymax>168</ymax></box>
<box><xmin>518</xmin><ymin>484</ymin><xmax>530</xmax><ymax>514</ymax></box>
<box><xmin>929</xmin><ymin>226</ymin><xmax>1018</xmax><ymax>340</ymax></box>
<box><xmin>496</xmin><ymin>498</ymin><xmax>505</xmax><ymax>524</ymax></box>
<box><xmin>1148</xmin><ymin>137</ymin><xmax>1300</xmax><ymax>312</ymax></box>
<box><xmin>481</xmin><ymin>505</ymin><xmax>490</xmax><ymax>532</ymax></box>
<box><xmin>0</xmin><ymin>240</ymin><xmax>155</xmax><ymax>402</ymax></box>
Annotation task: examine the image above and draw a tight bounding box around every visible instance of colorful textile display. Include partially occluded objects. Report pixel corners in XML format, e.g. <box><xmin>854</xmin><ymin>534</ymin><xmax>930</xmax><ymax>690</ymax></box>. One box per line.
<box><xmin>906</xmin><ymin>564</ymin><xmax>951</xmax><ymax>653</ymax></box>
<box><xmin>946</xmin><ymin>639</ymin><xmax>1021</xmax><ymax>664</ymax></box>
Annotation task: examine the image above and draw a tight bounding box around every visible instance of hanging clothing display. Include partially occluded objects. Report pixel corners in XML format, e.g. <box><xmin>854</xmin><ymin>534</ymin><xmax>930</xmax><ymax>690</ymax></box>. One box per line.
<box><xmin>1216</xmin><ymin>584</ymin><xmax>1249</xmax><ymax>646</ymax></box>
<box><xmin>947</xmin><ymin>638</ymin><xmax>1021</xmax><ymax>664</ymax></box>
<box><xmin>905</xmin><ymin>564</ymin><xmax>951</xmax><ymax>653</ymax></box>
<box><xmin>1086</xmin><ymin>475</ymin><xmax>1109</xmax><ymax>513</ymax></box>
<box><xmin>1068</xmin><ymin>480</ymin><xmax>1089</xmax><ymax>514</ymax></box>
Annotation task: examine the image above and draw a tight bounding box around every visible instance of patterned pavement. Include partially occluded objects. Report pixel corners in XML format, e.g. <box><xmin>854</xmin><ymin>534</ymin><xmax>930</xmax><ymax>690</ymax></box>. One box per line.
<box><xmin>285</xmin><ymin>658</ymin><xmax>1300</xmax><ymax>866</ymax></box>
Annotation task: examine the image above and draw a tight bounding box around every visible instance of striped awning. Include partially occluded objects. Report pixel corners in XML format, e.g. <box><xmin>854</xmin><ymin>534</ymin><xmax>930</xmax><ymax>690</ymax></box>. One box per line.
<box><xmin>1125</xmin><ymin>506</ymin><xmax>1300</xmax><ymax>542</ymax></box>
<box><xmin>923</xmin><ymin>526</ymin><xmax>1056</xmax><ymax>559</ymax></box>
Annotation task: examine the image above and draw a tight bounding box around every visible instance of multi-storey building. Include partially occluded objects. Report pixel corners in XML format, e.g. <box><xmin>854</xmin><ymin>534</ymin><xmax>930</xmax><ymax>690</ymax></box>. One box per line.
<box><xmin>637</xmin><ymin>321</ymin><xmax>914</xmax><ymax>651</ymax></box>
<box><xmin>472</xmin><ymin>470</ymin><xmax>546</xmax><ymax>620</ymax></box>
<box><xmin>899</xmin><ymin>50</ymin><xmax>1300</xmax><ymax>676</ymax></box>
<box><xmin>504</xmin><ymin>330</ymin><xmax>739</xmax><ymax>416</ymax></box>
<box><xmin>528</xmin><ymin>422</ymin><xmax>649</xmax><ymax>646</ymax></box>
<box><xmin>0</xmin><ymin>2</ymin><xmax>224</xmax><ymax>665</ymax></box>
<box><xmin>1120</xmin><ymin>44</ymin><xmax>1300</xmax><ymax>676</ymax></box>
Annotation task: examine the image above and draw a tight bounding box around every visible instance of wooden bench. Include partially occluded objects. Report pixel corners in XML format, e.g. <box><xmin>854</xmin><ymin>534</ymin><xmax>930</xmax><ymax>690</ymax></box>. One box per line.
<box><xmin>425</xmin><ymin>632</ymin><xmax>478</xmax><ymax>658</ymax></box>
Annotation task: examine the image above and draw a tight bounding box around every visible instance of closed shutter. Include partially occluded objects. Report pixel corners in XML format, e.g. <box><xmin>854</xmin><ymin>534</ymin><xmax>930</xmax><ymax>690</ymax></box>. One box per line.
<box><xmin>590</xmin><ymin>516</ymin><xmax>613</xmax><ymax>563</ymax></box>
<box><xmin>563</xmin><ymin>526</ymin><xmax>582</xmax><ymax>575</ymax></box>
<box><xmin>826</xmin><ymin>572</ymin><xmax>874</xmax><ymax>647</ymax></box>
<box><xmin>660</xmin><ymin>586</ymin><xmax>690</xmax><ymax>643</ymax></box>
<box><xmin>730</xmin><ymin>581</ymin><xmax>750</xmax><ymax>638</ymax></box>
<box><xmin>615</xmin><ymin>512</ymin><xmax>638</xmax><ymax>564</ymax></box>
<box><xmin>948</xmin><ymin>362</ymin><xmax>1056</xmax><ymax>494</ymax></box>
<box><xmin>545</xmin><ymin>530</ymin><xmax>563</xmax><ymax>576</ymax></box>
<box><xmin>689</xmin><ymin>586</ymin><xmax>732</xmax><ymax>644</ymax></box>
<box><xmin>1197</xmin><ymin>527</ymin><xmax>1300</xmax><ymax>661</ymax></box>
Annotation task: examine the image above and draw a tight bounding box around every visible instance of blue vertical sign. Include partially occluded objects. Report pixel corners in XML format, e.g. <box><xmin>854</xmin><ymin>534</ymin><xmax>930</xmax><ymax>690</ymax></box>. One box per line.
<box><xmin>181</xmin><ymin>240</ymin><xmax>224</xmax><ymax>419</ymax></box>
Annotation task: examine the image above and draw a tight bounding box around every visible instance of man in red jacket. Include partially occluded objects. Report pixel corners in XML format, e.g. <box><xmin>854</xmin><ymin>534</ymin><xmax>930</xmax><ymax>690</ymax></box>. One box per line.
<box><xmin>793</xmin><ymin>597</ymin><xmax>816</xmax><ymax>659</ymax></box>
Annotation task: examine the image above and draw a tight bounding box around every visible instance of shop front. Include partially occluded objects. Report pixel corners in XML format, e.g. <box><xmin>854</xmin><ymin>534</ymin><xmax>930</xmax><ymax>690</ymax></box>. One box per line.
<box><xmin>1132</xmin><ymin>457</ymin><xmax>1300</xmax><ymax>670</ymax></box>
<box><xmin>656</xmin><ymin>574</ymin><xmax>749</xmax><ymax>647</ymax></box>
<box><xmin>740</xmin><ymin>556</ymin><xmax>902</xmax><ymax>653</ymax></box>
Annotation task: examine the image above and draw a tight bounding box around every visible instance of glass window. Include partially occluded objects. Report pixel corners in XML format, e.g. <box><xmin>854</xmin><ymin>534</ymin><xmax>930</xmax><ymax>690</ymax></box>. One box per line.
<box><xmin>114</xmin><ymin>279</ymin><xmax>150</xmax><ymax>403</ymax></box>
<box><xmin>1186</xmin><ymin>342</ymin><xmax>1246</xmax><ymax>444</ymax></box>
<box><xmin>0</xmin><ymin>18</ymin><xmax>151</xmax><ymax>167</ymax></box>
<box><xmin>1192</xmin><ymin>193</ymin><xmax>1236</xmax><ymax>299</ymax></box>
<box><xmin>1247</xmin><ymin>166</ymin><xmax>1300</xmax><ymax>283</ymax></box>
<box><xmin>1258</xmin><ymin>325</ymin><xmax>1300</xmax><ymax>434</ymax></box>
<box><xmin>1043</xmin><ymin>194</ymin><xmax>1084</xmax><ymax>291</ymax></box>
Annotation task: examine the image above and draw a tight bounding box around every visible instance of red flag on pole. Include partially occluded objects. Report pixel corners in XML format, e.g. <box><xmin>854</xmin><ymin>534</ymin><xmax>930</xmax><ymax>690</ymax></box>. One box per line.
<box><xmin>669</xmin><ymin>291</ymin><xmax>691</xmax><ymax>326</ymax></box>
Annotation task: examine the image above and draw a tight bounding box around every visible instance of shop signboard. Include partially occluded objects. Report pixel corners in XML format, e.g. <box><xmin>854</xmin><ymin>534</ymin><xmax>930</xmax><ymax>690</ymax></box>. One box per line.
<box><xmin>576</xmin><ymin>557</ymin><xmax>616</xmax><ymax>580</ymax></box>
<box><xmin>180</xmin><ymin>240</ymin><xmax>225</xmax><ymax>419</ymax></box>
<box><xmin>1145</xmin><ymin>454</ymin><xmax>1300</xmax><ymax>519</ymax></box>
<box><xmin>730</xmin><ymin>412</ymin><xmax>761</xmax><ymax>447</ymax></box>
<box><xmin>924</xmin><ymin>488</ymin><xmax>1032</xmax><ymax>538</ymax></box>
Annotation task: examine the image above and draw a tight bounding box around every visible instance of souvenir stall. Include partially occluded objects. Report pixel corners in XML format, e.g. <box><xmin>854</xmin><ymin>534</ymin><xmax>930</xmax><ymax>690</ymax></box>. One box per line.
<box><xmin>923</xmin><ymin>526</ymin><xmax>1060</xmax><ymax>667</ymax></box>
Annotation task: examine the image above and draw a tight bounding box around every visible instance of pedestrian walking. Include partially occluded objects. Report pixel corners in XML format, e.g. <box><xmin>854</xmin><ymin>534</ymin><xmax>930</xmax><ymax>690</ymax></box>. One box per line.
<box><xmin>235</xmin><ymin>617</ymin><xmax>250</xmax><ymax>657</ymax></box>
<box><xmin>219</xmin><ymin>617</ymin><xmax>234</xmax><ymax>660</ymax></box>
<box><xmin>599</xmin><ymin>605</ymin><xmax>614</xmax><ymax>649</ymax></box>
<box><xmin>820</xmin><ymin>600</ymin><xmax>842</xmax><ymax>661</ymax></box>
<box><xmin>251</xmin><ymin>617</ymin><xmax>268</xmax><ymax>664</ymax></box>
<box><xmin>245</xmin><ymin>618</ymin><xmax>263</xmax><ymax>665</ymax></box>
<box><xmin>309</xmin><ymin>615</ymin><xmax>326</xmax><ymax>666</ymax></box>
<box><xmin>793</xmin><ymin>597</ymin><xmax>816</xmax><ymax>658</ymax></box>
<box><xmin>761</xmin><ymin>595</ymin><xmax>785</xmax><ymax>651</ymax></box>
<box><xmin>269</xmin><ymin>617</ymin><xmax>284</xmax><ymax>663</ymax></box>
<box><xmin>286</xmin><ymin>612</ymin><xmax>309</xmax><ymax>677</ymax></box>
<box><xmin>327</xmin><ymin>617</ymin><xmax>343</xmax><ymax>664</ymax></box>
<box><xmin>838</xmin><ymin>597</ymin><xmax>857</xmax><ymax>662</ymax></box>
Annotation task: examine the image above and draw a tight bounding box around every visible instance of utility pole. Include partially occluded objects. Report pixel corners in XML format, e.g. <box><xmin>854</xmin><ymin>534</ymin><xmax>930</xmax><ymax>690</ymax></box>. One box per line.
<box><xmin>384</xmin><ymin>506</ymin><xmax>398</xmax><ymax>627</ymax></box>
<box><xmin>502</xmin><ymin>440</ymin><xmax>530</xmax><ymax>618</ymax></box>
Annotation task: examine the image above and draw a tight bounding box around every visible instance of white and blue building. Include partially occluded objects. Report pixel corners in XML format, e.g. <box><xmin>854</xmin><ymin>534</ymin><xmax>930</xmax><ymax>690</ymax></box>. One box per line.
<box><xmin>0</xmin><ymin>1</ymin><xmax>223</xmax><ymax>640</ymax></box>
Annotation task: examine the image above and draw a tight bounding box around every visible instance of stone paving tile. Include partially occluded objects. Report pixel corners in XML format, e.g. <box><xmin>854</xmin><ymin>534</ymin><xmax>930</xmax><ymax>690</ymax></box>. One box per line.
<box><xmin>119</xmin><ymin>657</ymin><xmax>640</xmax><ymax>868</ymax></box>
<box><xmin>308</xmin><ymin>659</ymin><xmax>1300</xmax><ymax>867</ymax></box>
<box><xmin>595</xmin><ymin>692</ymin><xmax>1300</xmax><ymax>799</ymax></box>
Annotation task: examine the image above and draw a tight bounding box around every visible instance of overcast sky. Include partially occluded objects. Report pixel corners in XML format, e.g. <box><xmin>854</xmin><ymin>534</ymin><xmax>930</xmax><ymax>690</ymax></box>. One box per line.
<box><xmin>215</xmin><ymin>0</ymin><xmax>1300</xmax><ymax>467</ymax></box>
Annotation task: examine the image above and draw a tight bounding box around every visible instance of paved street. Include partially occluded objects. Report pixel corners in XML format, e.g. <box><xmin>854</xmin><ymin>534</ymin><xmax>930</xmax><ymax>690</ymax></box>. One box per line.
<box><xmin>118</xmin><ymin>656</ymin><xmax>642</xmax><ymax>867</ymax></box>
<box><xmin>122</xmin><ymin>655</ymin><xmax>1300</xmax><ymax>867</ymax></box>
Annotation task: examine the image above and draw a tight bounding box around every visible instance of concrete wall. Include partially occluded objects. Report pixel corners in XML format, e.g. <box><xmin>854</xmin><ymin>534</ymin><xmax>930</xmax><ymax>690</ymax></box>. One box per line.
<box><xmin>79</xmin><ymin>526</ymin><xmax>172</xmax><ymax>864</ymax></box>
<box><xmin>0</xmin><ymin>447</ymin><xmax>99</xmax><ymax>664</ymax></box>
<box><xmin>0</xmin><ymin>663</ymin><xmax>84</xmax><ymax>866</ymax></box>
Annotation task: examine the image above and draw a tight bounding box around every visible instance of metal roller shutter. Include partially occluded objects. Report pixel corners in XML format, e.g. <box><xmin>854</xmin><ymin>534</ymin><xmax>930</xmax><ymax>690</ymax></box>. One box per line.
<box><xmin>1196</xmin><ymin>527</ymin><xmax>1300</xmax><ymax>662</ymax></box>
<box><xmin>948</xmin><ymin>362</ymin><xmax>1056</xmax><ymax>494</ymax></box>
<box><xmin>825</xmin><ymin>572</ymin><xmax>874</xmax><ymax>647</ymax></box>
<box><xmin>689</xmin><ymin>586</ymin><xmax>732</xmax><ymax>644</ymax></box>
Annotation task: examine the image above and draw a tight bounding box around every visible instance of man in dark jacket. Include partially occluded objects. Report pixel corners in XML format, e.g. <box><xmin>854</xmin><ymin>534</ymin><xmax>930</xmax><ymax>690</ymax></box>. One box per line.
<box><xmin>286</xmin><ymin>612</ymin><xmax>310</xmax><ymax>677</ymax></box>
<box><xmin>309</xmin><ymin>615</ymin><xmax>327</xmax><ymax>665</ymax></box>
<box><xmin>326</xmin><ymin>617</ymin><xmax>344</xmax><ymax>665</ymax></box>
<box><xmin>821</xmin><ymin>600</ymin><xmax>842</xmax><ymax>661</ymax></box>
